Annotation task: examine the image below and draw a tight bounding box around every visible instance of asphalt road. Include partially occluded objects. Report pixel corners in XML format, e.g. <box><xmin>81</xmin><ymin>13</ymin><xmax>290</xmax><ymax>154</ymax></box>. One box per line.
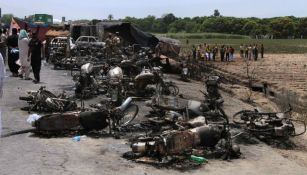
<box><xmin>0</xmin><ymin>63</ymin><xmax>307</xmax><ymax>175</ymax></box>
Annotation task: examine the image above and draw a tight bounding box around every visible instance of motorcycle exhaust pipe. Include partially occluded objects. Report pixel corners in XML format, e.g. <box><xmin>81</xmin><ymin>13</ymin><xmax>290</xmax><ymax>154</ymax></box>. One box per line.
<box><xmin>119</xmin><ymin>97</ymin><xmax>132</xmax><ymax>111</ymax></box>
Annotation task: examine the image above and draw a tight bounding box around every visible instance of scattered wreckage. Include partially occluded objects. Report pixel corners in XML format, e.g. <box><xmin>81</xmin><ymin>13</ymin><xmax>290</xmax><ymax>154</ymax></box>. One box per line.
<box><xmin>10</xmin><ymin>22</ymin><xmax>306</xmax><ymax>171</ymax></box>
<box><xmin>121</xmin><ymin>76</ymin><xmax>240</xmax><ymax>167</ymax></box>
<box><xmin>233</xmin><ymin>105</ymin><xmax>306</xmax><ymax>139</ymax></box>
<box><xmin>19</xmin><ymin>86</ymin><xmax>77</xmax><ymax>112</ymax></box>
<box><xmin>27</xmin><ymin>97</ymin><xmax>138</xmax><ymax>135</ymax></box>
<box><xmin>73</xmin><ymin>63</ymin><xmax>107</xmax><ymax>99</ymax></box>
<box><xmin>47</xmin><ymin>22</ymin><xmax>180</xmax><ymax>72</ymax></box>
<box><xmin>124</xmin><ymin>123</ymin><xmax>240</xmax><ymax>167</ymax></box>
<box><xmin>73</xmin><ymin>58</ymin><xmax>179</xmax><ymax>100</ymax></box>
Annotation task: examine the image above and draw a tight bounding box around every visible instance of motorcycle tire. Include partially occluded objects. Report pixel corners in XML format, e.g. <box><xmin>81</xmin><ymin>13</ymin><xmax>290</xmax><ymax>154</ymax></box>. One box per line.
<box><xmin>49</xmin><ymin>100</ymin><xmax>65</xmax><ymax>112</ymax></box>
<box><xmin>79</xmin><ymin>111</ymin><xmax>109</xmax><ymax>130</ymax></box>
<box><xmin>118</xmin><ymin>104</ymin><xmax>139</xmax><ymax>127</ymax></box>
<box><xmin>156</xmin><ymin>83</ymin><xmax>179</xmax><ymax>96</ymax></box>
<box><xmin>19</xmin><ymin>96</ymin><xmax>33</xmax><ymax>101</ymax></box>
<box><xmin>232</xmin><ymin>110</ymin><xmax>254</xmax><ymax>125</ymax></box>
<box><xmin>167</xmin><ymin>84</ymin><xmax>179</xmax><ymax>96</ymax></box>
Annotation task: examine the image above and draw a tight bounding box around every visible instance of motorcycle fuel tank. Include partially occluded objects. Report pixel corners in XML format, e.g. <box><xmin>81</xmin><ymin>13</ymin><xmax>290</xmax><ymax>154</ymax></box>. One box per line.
<box><xmin>188</xmin><ymin>100</ymin><xmax>203</xmax><ymax>116</ymax></box>
<box><xmin>81</xmin><ymin>63</ymin><xmax>94</xmax><ymax>74</ymax></box>
<box><xmin>108</xmin><ymin>66</ymin><xmax>124</xmax><ymax>80</ymax></box>
<box><xmin>135</xmin><ymin>68</ymin><xmax>154</xmax><ymax>81</ymax></box>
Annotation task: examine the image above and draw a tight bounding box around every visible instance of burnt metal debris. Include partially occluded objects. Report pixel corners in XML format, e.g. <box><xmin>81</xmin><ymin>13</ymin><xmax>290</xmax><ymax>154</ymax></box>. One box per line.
<box><xmin>30</xmin><ymin>97</ymin><xmax>139</xmax><ymax>135</ymax></box>
<box><xmin>124</xmin><ymin>123</ymin><xmax>240</xmax><ymax>166</ymax></box>
<box><xmin>72</xmin><ymin>47</ymin><xmax>180</xmax><ymax>100</ymax></box>
<box><xmin>11</xmin><ymin>23</ymin><xmax>305</xmax><ymax>170</ymax></box>
<box><xmin>233</xmin><ymin>105</ymin><xmax>306</xmax><ymax>140</ymax></box>
<box><xmin>121</xmin><ymin>77</ymin><xmax>239</xmax><ymax>166</ymax></box>
<box><xmin>19</xmin><ymin>86</ymin><xmax>77</xmax><ymax>112</ymax></box>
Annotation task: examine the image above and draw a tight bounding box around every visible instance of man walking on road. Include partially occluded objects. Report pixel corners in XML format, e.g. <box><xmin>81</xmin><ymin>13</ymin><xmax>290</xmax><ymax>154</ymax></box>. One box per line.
<box><xmin>6</xmin><ymin>28</ymin><xmax>20</xmax><ymax>77</ymax></box>
<box><xmin>28</xmin><ymin>32</ymin><xmax>43</xmax><ymax>84</ymax></box>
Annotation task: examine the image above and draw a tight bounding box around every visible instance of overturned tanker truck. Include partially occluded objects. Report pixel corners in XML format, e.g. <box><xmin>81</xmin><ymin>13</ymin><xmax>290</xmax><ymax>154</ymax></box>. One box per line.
<box><xmin>97</xmin><ymin>22</ymin><xmax>181</xmax><ymax>58</ymax></box>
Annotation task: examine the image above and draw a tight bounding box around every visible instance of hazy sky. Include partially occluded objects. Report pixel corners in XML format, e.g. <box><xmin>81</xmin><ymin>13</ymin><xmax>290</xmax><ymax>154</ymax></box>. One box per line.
<box><xmin>1</xmin><ymin>0</ymin><xmax>306</xmax><ymax>20</ymax></box>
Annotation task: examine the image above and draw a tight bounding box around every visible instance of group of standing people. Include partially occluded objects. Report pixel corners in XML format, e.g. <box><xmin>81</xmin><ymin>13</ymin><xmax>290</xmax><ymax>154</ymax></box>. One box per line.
<box><xmin>191</xmin><ymin>43</ymin><xmax>264</xmax><ymax>62</ymax></box>
<box><xmin>239</xmin><ymin>44</ymin><xmax>264</xmax><ymax>61</ymax></box>
<box><xmin>192</xmin><ymin>44</ymin><xmax>236</xmax><ymax>62</ymax></box>
<box><xmin>2</xmin><ymin>28</ymin><xmax>43</xmax><ymax>83</ymax></box>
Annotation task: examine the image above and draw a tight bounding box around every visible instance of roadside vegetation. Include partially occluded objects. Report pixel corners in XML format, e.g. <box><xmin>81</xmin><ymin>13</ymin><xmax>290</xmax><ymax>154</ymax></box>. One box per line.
<box><xmin>122</xmin><ymin>11</ymin><xmax>307</xmax><ymax>39</ymax></box>
<box><xmin>156</xmin><ymin>33</ymin><xmax>307</xmax><ymax>54</ymax></box>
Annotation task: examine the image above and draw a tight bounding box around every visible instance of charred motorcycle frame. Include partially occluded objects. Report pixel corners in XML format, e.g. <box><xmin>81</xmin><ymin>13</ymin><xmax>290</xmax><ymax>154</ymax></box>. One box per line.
<box><xmin>19</xmin><ymin>86</ymin><xmax>77</xmax><ymax>113</ymax></box>
<box><xmin>233</xmin><ymin>105</ymin><xmax>306</xmax><ymax>139</ymax></box>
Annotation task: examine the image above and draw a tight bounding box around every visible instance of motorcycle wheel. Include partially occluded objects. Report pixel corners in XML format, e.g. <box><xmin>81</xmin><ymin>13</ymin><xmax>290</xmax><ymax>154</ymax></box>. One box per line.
<box><xmin>167</xmin><ymin>84</ymin><xmax>179</xmax><ymax>96</ymax></box>
<box><xmin>118</xmin><ymin>104</ymin><xmax>139</xmax><ymax>127</ymax></box>
<box><xmin>80</xmin><ymin>111</ymin><xmax>109</xmax><ymax>130</ymax></box>
<box><xmin>156</xmin><ymin>83</ymin><xmax>179</xmax><ymax>96</ymax></box>
<box><xmin>19</xmin><ymin>96</ymin><xmax>33</xmax><ymax>101</ymax></box>
<box><xmin>233</xmin><ymin>110</ymin><xmax>254</xmax><ymax>125</ymax></box>
<box><xmin>49</xmin><ymin>100</ymin><xmax>65</xmax><ymax>112</ymax></box>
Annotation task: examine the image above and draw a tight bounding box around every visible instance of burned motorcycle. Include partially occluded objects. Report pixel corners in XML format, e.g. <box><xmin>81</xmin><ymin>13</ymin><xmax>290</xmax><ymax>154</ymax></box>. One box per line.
<box><xmin>180</xmin><ymin>62</ymin><xmax>190</xmax><ymax>82</ymax></box>
<box><xmin>154</xmin><ymin>68</ymin><xmax>179</xmax><ymax>96</ymax></box>
<box><xmin>74</xmin><ymin>63</ymin><xmax>106</xmax><ymax>99</ymax></box>
<box><xmin>233</xmin><ymin>105</ymin><xmax>306</xmax><ymax>139</ymax></box>
<box><xmin>49</xmin><ymin>47</ymin><xmax>66</xmax><ymax>69</ymax></box>
<box><xmin>122</xmin><ymin>66</ymin><xmax>179</xmax><ymax>97</ymax></box>
<box><xmin>19</xmin><ymin>86</ymin><xmax>77</xmax><ymax>112</ymax></box>
<box><xmin>204</xmin><ymin>75</ymin><xmax>223</xmax><ymax>101</ymax></box>
<box><xmin>106</xmin><ymin>66</ymin><xmax>125</xmax><ymax>105</ymax></box>
<box><xmin>29</xmin><ymin>97</ymin><xmax>138</xmax><ymax>134</ymax></box>
<box><xmin>147</xmin><ymin>91</ymin><xmax>225</xmax><ymax>121</ymax></box>
<box><xmin>145</xmin><ymin>76</ymin><xmax>224</xmax><ymax>122</ymax></box>
<box><xmin>124</xmin><ymin>110</ymin><xmax>240</xmax><ymax>166</ymax></box>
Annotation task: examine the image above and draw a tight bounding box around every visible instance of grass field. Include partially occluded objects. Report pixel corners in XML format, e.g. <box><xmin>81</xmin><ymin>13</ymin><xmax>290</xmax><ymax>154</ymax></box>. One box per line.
<box><xmin>156</xmin><ymin>33</ymin><xmax>307</xmax><ymax>54</ymax></box>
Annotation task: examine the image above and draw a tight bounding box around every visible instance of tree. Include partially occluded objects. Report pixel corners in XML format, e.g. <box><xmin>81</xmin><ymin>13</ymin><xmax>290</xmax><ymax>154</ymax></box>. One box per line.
<box><xmin>107</xmin><ymin>14</ymin><xmax>114</xmax><ymax>21</ymax></box>
<box><xmin>117</xmin><ymin>14</ymin><xmax>303</xmax><ymax>37</ymax></box>
<box><xmin>138</xmin><ymin>15</ymin><xmax>155</xmax><ymax>31</ymax></box>
<box><xmin>243</xmin><ymin>59</ymin><xmax>264</xmax><ymax>103</ymax></box>
<box><xmin>201</xmin><ymin>17</ymin><xmax>230</xmax><ymax>33</ymax></box>
<box><xmin>162</xmin><ymin>13</ymin><xmax>176</xmax><ymax>25</ymax></box>
<box><xmin>297</xmin><ymin>18</ymin><xmax>307</xmax><ymax>38</ymax></box>
<box><xmin>122</xmin><ymin>16</ymin><xmax>138</xmax><ymax>24</ymax></box>
<box><xmin>168</xmin><ymin>20</ymin><xmax>186</xmax><ymax>33</ymax></box>
<box><xmin>152</xmin><ymin>19</ymin><xmax>167</xmax><ymax>33</ymax></box>
<box><xmin>1</xmin><ymin>14</ymin><xmax>14</xmax><ymax>25</ymax></box>
<box><xmin>269</xmin><ymin>17</ymin><xmax>297</xmax><ymax>38</ymax></box>
<box><xmin>213</xmin><ymin>9</ymin><xmax>221</xmax><ymax>17</ymax></box>
<box><xmin>242</xmin><ymin>21</ymin><xmax>258</xmax><ymax>35</ymax></box>
<box><xmin>185</xmin><ymin>21</ymin><xmax>199</xmax><ymax>33</ymax></box>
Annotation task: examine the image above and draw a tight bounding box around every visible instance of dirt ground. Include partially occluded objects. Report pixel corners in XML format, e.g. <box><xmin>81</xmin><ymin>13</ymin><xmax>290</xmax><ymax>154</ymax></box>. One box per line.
<box><xmin>210</xmin><ymin>54</ymin><xmax>307</xmax><ymax>100</ymax></box>
<box><xmin>210</xmin><ymin>54</ymin><xmax>307</xmax><ymax>89</ymax></box>
<box><xmin>0</xmin><ymin>60</ymin><xmax>307</xmax><ymax>175</ymax></box>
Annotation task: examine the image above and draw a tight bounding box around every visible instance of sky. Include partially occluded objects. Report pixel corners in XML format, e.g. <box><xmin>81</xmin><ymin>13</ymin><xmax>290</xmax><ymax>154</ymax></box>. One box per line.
<box><xmin>0</xmin><ymin>0</ymin><xmax>306</xmax><ymax>21</ymax></box>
